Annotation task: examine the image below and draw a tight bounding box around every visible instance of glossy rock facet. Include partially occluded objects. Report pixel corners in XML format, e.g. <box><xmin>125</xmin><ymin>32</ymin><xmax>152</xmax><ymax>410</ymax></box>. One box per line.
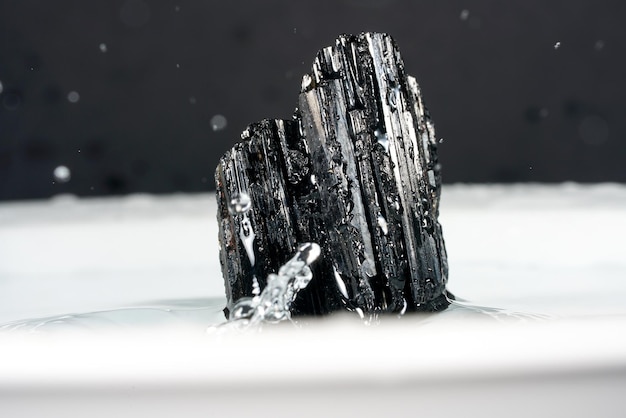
<box><xmin>216</xmin><ymin>32</ymin><xmax>450</xmax><ymax>317</ymax></box>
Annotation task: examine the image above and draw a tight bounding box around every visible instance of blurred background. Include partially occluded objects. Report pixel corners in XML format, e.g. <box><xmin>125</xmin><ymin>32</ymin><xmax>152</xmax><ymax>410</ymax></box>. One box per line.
<box><xmin>0</xmin><ymin>0</ymin><xmax>624</xmax><ymax>201</ymax></box>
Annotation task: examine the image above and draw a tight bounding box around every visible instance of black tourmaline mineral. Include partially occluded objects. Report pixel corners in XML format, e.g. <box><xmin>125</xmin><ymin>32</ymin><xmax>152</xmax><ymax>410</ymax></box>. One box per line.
<box><xmin>216</xmin><ymin>32</ymin><xmax>450</xmax><ymax>318</ymax></box>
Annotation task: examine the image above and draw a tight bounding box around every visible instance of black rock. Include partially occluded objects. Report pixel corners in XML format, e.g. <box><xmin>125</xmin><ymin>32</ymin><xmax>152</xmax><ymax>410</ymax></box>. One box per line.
<box><xmin>215</xmin><ymin>32</ymin><xmax>450</xmax><ymax>318</ymax></box>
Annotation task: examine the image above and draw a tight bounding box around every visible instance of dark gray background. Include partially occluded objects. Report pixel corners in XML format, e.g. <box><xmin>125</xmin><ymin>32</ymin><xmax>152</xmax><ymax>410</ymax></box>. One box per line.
<box><xmin>0</xmin><ymin>0</ymin><xmax>624</xmax><ymax>200</ymax></box>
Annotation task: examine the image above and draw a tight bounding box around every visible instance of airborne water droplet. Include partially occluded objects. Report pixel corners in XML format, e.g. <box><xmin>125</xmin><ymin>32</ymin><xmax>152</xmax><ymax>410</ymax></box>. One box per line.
<box><xmin>67</xmin><ymin>91</ymin><xmax>80</xmax><ymax>103</ymax></box>
<box><xmin>210</xmin><ymin>114</ymin><xmax>227</xmax><ymax>131</ymax></box>
<box><xmin>53</xmin><ymin>165</ymin><xmax>71</xmax><ymax>182</ymax></box>
<box><xmin>460</xmin><ymin>9</ymin><xmax>469</xmax><ymax>21</ymax></box>
<box><xmin>99</xmin><ymin>43</ymin><xmax>108</xmax><ymax>53</ymax></box>
<box><xmin>554</xmin><ymin>41</ymin><xmax>561</xmax><ymax>49</ymax></box>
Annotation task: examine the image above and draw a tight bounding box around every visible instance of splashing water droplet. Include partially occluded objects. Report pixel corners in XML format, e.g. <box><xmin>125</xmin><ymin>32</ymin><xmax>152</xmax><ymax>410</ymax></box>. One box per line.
<box><xmin>99</xmin><ymin>43</ymin><xmax>108</xmax><ymax>53</ymax></box>
<box><xmin>252</xmin><ymin>276</ymin><xmax>261</xmax><ymax>296</ymax></box>
<box><xmin>230</xmin><ymin>297</ymin><xmax>255</xmax><ymax>320</ymax></box>
<box><xmin>210</xmin><ymin>114</ymin><xmax>227</xmax><ymax>131</ymax></box>
<box><xmin>214</xmin><ymin>241</ymin><xmax>322</xmax><ymax>332</ymax></box>
<box><xmin>228</xmin><ymin>192</ymin><xmax>251</xmax><ymax>214</ymax></box>
<box><xmin>53</xmin><ymin>165</ymin><xmax>71</xmax><ymax>182</ymax></box>
<box><xmin>67</xmin><ymin>91</ymin><xmax>80</xmax><ymax>103</ymax></box>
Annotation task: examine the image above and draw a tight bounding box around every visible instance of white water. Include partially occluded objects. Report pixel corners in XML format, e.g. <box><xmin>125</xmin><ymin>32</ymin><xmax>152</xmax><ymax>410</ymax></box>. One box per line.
<box><xmin>1</xmin><ymin>184</ymin><xmax>626</xmax><ymax>417</ymax></box>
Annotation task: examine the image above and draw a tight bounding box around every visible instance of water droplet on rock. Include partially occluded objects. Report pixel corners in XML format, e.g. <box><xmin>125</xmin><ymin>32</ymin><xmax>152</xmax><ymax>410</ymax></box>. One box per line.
<box><xmin>377</xmin><ymin>215</ymin><xmax>389</xmax><ymax>235</ymax></box>
<box><xmin>375</xmin><ymin>128</ymin><xmax>389</xmax><ymax>152</ymax></box>
<box><xmin>229</xmin><ymin>192</ymin><xmax>252</xmax><ymax>214</ymax></box>
<box><xmin>230</xmin><ymin>297</ymin><xmax>255</xmax><ymax>320</ymax></box>
<box><xmin>301</xmin><ymin>74</ymin><xmax>313</xmax><ymax>91</ymax></box>
<box><xmin>296</xmin><ymin>242</ymin><xmax>321</xmax><ymax>265</ymax></box>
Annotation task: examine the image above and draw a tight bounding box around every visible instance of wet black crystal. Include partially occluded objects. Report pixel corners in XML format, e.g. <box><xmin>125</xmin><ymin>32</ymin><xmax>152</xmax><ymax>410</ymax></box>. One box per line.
<box><xmin>216</xmin><ymin>32</ymin><xmax>450</xmax><ymax>317</ymax></box>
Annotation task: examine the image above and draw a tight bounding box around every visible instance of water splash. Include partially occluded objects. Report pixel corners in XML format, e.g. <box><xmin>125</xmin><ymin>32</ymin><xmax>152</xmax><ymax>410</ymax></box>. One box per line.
<box><xmin>209</xmin><ymin>242</ymin><xmax>321</xmax><ymax>333</ymax></box>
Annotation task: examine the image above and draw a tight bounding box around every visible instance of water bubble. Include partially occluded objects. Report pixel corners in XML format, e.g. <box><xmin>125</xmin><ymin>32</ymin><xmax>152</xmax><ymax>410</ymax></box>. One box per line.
<box><xmin>594</xmin><ymin>40</ymin><xmax>605</xmax><ymax>51</ymax></box>
<box><xmin>210</xmin><ymin>114</ymin><xmax>228</xmax><ymax>131</ymax></box>
<box><xmin>460</xmin><ymin>9</ymin><xmax>469</xmax><ymax>20</ymax></box>
<box><xmin>99</xmin><ymin>43</ymin><xmax>107</xmax><ymax>53</ymax></box>
<box><xmin>53</xmin><ymin>165</ymin><xmax>71</xmax><ymax>182</ymax></box>
<box><xmin>554</xmin><ymin>41</ymin><xmax>561</xmax><ymax>49</ymax></box>
<box><xmin>67</xmin><ymin>91</ymin><xmax>80</xmax><ymax>103</ymax></box>
<box><xmin>228</xmin><ymin>191</ymin><xmax>252</xmax><ymax>214</ymax></box>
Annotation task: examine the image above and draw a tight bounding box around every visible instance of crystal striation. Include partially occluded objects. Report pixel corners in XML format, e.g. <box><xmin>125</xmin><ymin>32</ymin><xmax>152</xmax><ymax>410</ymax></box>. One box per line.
<box><xmin>216</xmin><ymin>32</ymin><xmax>450</xmax><ymax>318</ymax></box>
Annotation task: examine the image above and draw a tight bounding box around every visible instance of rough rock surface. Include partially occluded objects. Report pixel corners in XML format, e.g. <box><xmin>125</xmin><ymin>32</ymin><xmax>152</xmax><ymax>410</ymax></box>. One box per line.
<box><xmin>216</xmin><ymin>32</ymin><xmax>450</xmax><ymax>317</ymax></box>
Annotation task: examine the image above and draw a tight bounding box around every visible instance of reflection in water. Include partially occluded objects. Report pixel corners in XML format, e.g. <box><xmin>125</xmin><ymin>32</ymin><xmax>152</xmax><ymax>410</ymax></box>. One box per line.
<box><xmin>0</xmin><ymin>296</ymin><xmax>547</xmax><ymax>334</ymax></box>
<box><xmin>0</xmin><ymin>298</ymin><xmax>226</xmax><ymax>334</ymax></box>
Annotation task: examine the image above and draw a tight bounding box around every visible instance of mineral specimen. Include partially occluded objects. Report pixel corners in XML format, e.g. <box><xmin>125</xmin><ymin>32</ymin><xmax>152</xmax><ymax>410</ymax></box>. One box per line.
<box><xmin>216</xmin><ymin>32</ymin><xmax>450</xmax><ymax>318</ymax></box>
